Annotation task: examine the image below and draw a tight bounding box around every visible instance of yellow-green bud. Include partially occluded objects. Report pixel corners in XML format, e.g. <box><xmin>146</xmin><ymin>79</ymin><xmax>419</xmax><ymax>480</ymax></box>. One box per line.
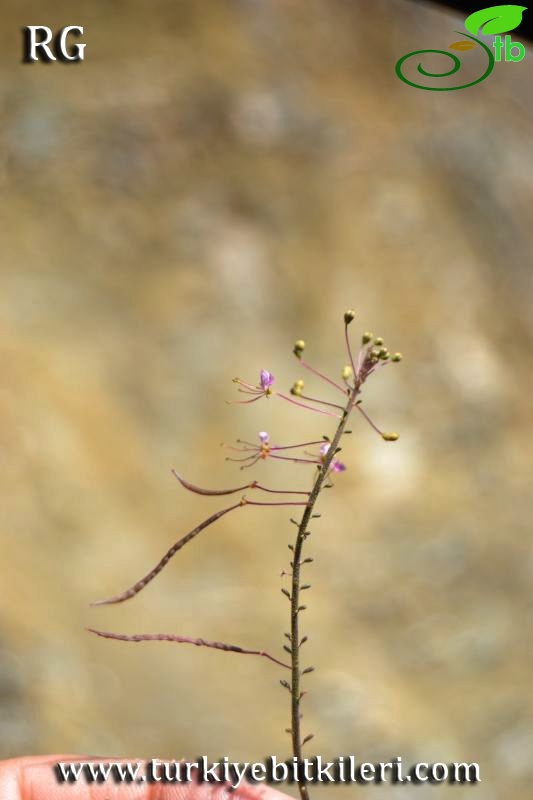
<box><xmin>378</xmin><ymin>348</ymin><xmax>390</xmax><ymax>360</ymax></box>
<box><xmin>344</xmin><ymin>308</ymin><xmax>356</xmax><ymax>325</ymax></box>
<box><xmin>391</xmin><ymin>352</ymin><xmax>403</xmax><ymax>362</ymax></box>
<box><xmin>341</xmin><ymin>365</ymin><xmax>353</xmax><ymax>381</ymax></box>
<box><xmin>291</xmin><ymin>379</ymin><xmax>304</xmax><ymax>396</ymax></box>
<box><xmin>293</xmin><ymin>339</ymin><xmax>305</xmax><ymax>358</ymax></box>
<box><xmin>382</xmin><ymin>432</ymin><xmax>399</xmax><ymax>442</ymax></box>
<box><xmin>362</xmin><ymin>331</ymin><xmax>373</xmax><ymax>344</ymax></box>
<box><xmin>374</xmin><ymin>337</ymin><xmax>384</xmax><ymax>347</ymax></box>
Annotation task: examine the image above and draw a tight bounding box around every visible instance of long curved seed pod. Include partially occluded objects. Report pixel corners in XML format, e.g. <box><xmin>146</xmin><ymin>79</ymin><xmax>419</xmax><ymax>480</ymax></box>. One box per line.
<box><xmin>88</xmin><ymin>628</ymin><xmax>290</xmax><ymax>669</ymax></box>
<box><xmin>172</xmin><ymin>471</ymin><xmax>251</xmax><ymax>496</ymax></box>
<box><xmin>91</xmin><ymin>502</ymin><xmax>243</xmax><ymax>606</ymax></box>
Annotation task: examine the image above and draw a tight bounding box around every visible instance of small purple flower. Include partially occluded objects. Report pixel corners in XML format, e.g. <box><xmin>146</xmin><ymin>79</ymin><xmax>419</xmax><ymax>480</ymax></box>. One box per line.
<box><xmin>231</xmin><ymin>370</ymin><xmax>275</xmax><ymax>404</ymax></box>
<box><xmin>319</xmin><ymin>442</ymin><xmax>346</xmax><ymax>474</ymax></box>
<box><xmin>258</xmin><ymin>431</ymin><xmax>270</xmax><ymax>444</ymax></box>
<box><xmin>260</xmin><ymin>370</ymin><xmax>274</xmax><ymax>391</ymax></box>
<box><xmin>319</xmin><ymin>442</ymin><xmax>330</xmax><ymax>459</ymax></box>
<box><xmin>331</xmin><ymin>460</ymin><xmax>346</xmax><ymax>473</ymax></box>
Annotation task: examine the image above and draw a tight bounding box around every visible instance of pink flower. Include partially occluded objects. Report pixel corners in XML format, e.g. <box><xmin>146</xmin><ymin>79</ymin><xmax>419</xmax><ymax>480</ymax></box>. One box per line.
<box><xmin>260</xmin><ymin>370</ymin><xmax>274</xmax><ymax>391</ymax></box>
<box><xmin>319</xmin><ymin>442</ymin><xmax>346</xmax><ymax>474</ymax></box>
<box><xmin>231</xmin><ymin>370</ymin><xmax>275</xmax><ymax>404</ymax></box>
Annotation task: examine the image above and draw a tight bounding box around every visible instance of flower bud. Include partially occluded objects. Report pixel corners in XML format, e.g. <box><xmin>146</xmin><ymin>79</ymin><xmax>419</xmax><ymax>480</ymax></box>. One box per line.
<box><xmin>382</xmin><ymin>432</ymin><xmax>399</xmax><ymax>442</ymax></box>
<box><xmin>293</xmin><ymin>339</ymin><xmax>305</xmax><ymax>358</ymax></box>
<box><xmin>391</xmin><ymin>352</ymin><xmax>403</xmax><ymax>362</ymax></box>
<box><xmin>378</xmin><ymin>348</ymin><xmax>390</xmax><ymax>360</ymax></box>
<box><xmin>341</xmin><ymin>365</ymin><xmax>353</xmax><ymax>380</ymax></box>
<box><xmin>362</xmin><ymin>331</ymin><xmax>373</xmax><ymax>344</ymax></box>
<box><xmin>344</xmin><ymin>308</ymin><xmax>356</xmax><ymax>324</ymax></box>
<box><xmin>374</xmin><ymin>336</ymin><xmax>384</xmax><ymax>347</ymax></box>
<box><xmin>291</xmin><ymin>380</ymin><xmax>304</xmax><ymax>396</ymax></box>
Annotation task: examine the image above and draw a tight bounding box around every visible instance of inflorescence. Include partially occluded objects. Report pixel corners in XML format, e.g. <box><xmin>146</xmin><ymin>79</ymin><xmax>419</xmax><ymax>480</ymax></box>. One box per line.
<box><xmin>89</xmin><ymin>309</ymin><xmax>402</xmax><ymax>800</ymax></box>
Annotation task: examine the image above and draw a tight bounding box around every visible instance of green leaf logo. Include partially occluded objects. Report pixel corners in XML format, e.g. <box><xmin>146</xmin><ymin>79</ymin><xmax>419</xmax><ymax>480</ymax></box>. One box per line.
<box><xmin>465</xmin><ymin>5</ymin><xmax>527</xmax><ymax>36</ymax></box>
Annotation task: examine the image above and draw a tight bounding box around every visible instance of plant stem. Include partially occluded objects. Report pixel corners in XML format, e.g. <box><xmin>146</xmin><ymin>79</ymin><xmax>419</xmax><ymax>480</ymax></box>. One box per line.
<box><xmin>289</xmin><ymin>381</ymin><xmax>359</xmax><ymax>800</ymax></box>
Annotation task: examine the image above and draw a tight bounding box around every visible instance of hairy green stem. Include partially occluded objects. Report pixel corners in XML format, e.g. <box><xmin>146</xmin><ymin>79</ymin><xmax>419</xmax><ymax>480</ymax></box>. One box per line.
<box><xmin>289</xmin><ymin>382</ymin><xmax>359</xmax><ymax>800</ymax></box>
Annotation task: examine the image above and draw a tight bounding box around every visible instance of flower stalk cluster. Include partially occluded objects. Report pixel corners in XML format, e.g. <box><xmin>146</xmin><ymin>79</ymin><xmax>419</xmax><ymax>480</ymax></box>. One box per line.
<box><xmin>90</xmin><ymin>309</ymin><xmax>402</xmax><ymax>800</ymax></box>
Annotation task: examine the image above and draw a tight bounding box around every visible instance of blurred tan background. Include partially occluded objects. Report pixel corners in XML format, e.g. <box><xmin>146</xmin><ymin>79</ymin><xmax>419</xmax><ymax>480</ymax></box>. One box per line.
<box><xmin>1</xmin><ymin>1</ymin><xmax>532</xmax><ymax>797</ymax></box>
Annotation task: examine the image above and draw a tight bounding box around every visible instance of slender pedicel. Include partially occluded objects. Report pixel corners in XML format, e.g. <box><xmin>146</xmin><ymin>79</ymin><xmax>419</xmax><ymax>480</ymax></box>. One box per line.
<box><xmin>293</xmin><ymin>340</ymin><xmax>346</xmax><ymax>394</ymax></box>
<box><xmin>355</xmin><ymin>402</ymin><xmax>399</xmax><ymax>442</ymax></box>
<box><xmin>298</xmin><ymin>359</ymin><xmax>346</xmax><ymax>394</ymax></box>
<box><xmin>343</xmin><ymin>309</ymin><xmax>357</xmax><ymax>376</ymax></box>
<box><xmin>270</xmin><ymin>454</ymin><xmax>321</xmax><ymax>465</ymax></box>
<box><xmin>243</xmin><ymin>499</ymin><xmax>309</xmax><ymax>508</ymax></box>
<box><xmin>355</xmin><ymin>402</ymin><xmax>383</xmax><ymax>435</ymax></box>
<box><xmin>251</xmin><ymin>484</ymin><xmax>309</xmax><ymax>496</ymax></box>
<box><xmin>172</xmin><ymin>471</ymin><xmax>309</xmax><ymax>496</ymax></box>
<box><xmin>277</xmin><ymin>393</ymin><xmax>341</xmax><ymax>418</ymax></box>
<box><xmin>295</xmin><ymin>393</ymin><xmax>345</xmax><ymax>412</ymax></box>
<box><xmin>271</xmin><ymin>440</ymin><xmax>326</xmax><ymax>451</ymax></box>
<box><xmin>88</xmin><ymin>629</ymin><xmax>290</xmax><ymax>670</ymax></box>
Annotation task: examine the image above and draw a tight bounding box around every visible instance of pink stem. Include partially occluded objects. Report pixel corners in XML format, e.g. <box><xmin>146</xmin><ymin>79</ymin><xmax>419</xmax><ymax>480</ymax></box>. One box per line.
<box><xmin>270</xmin><ymin>440</ymin><xmax>325</xmax><ymax>451</ymax></box>
<box><xmin>299</xmin><ymin>393</ymin><xmax>345</xmax><ymax>411</ymax></box>
<box><xmin>270</xmin><ymin>454</ymin><xmax>320</xmax><ymax>465</ymax></box>
<box><xmin>243</xmin><ymin>500</ymin><xmax>309</xmax><ymax>507</ymax></box>
<box><xmin>355</xmin><ymin>403</ymin><xmax>383</xmax><ymax>435</ymax></box>
<box><xmin>299</xmin><ymin>358</ymin><xmax>346</xmax><ymax>394</ymax></box>
<box><xmin>277</xmin><ymin>393</ymin><xmax>340</xmax><ymax>418</ymax></box>
<box><xmin>344</xmin><ymin>323</ymin><xmax>357</xmax><ymax>376</ymax></box>
<box><xmin>251</xmin><ymin>483</ymin><xmax>309</xmax><ymax>496</ymax></box>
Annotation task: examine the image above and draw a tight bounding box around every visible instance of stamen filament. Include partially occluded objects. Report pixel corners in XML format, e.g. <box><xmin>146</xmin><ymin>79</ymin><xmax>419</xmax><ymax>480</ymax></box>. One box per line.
<box><xmin>226</xmin><ymin>396</ymin><xmax>263</xmax><ymax>405</ymax></box>
<box><xmin>225</xmin><ymin>454</ymin><xmax>260</xmax><ymax>463</ymax></box>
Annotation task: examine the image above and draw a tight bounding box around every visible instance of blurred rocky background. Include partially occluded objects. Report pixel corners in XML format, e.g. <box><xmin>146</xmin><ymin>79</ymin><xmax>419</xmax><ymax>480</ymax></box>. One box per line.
<box><xmin>0</xmin><ymin>1</ymin><xmax>532</xmax><ymax>798</ymax></box>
